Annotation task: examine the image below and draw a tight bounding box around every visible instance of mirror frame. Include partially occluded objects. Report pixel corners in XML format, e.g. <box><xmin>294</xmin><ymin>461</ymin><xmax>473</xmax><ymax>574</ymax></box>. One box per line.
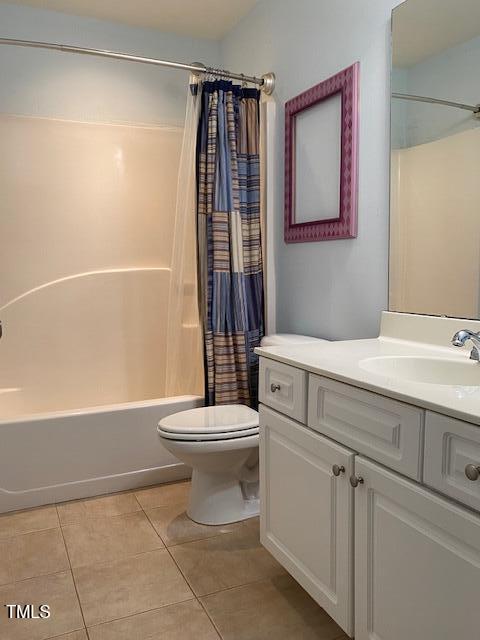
<box><xmin>284</xmin><ymin>62</ymin><xmax>359</xmax><ymax>243</ymax></box>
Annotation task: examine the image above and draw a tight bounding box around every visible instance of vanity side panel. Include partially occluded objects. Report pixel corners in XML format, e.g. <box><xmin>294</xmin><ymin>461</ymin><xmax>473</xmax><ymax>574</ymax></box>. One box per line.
<box><xmin>308</xmin><ymin>375</ymin><xmax>424</xmax><ymax>480</ymax></box>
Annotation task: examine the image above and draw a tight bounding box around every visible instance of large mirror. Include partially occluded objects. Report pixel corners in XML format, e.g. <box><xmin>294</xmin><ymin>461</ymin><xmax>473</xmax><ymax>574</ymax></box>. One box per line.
<box><xmin>390</xmin><ymin>0</ymin><xmax>480</xmax><ymax>319</ymax></box>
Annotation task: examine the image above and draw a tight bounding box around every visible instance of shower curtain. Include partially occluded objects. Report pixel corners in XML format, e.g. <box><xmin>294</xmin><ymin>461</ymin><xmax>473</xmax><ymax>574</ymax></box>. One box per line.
<box><xmin>197</xmin><ymin>81</ymin><xmax>264</xmax><ymax>408</ymax></box>
<box><xmin>165</xmin><ymin>76</ymin><xmax>204</xmax><ymax>397</ymax></box>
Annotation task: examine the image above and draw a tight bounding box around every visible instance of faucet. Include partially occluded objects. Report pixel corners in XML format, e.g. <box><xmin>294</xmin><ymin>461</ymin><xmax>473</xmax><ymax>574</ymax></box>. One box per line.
<box><xmin>451</xmin><ymin>329</ymin><xmax>480</xmax><ymax>361</ymax></box>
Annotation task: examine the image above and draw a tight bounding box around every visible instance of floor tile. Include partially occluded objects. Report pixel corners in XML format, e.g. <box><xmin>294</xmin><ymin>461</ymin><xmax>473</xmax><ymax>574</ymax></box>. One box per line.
<box><xmin>0</xmin><ymin>539</ymin><xmax>12</xmax><ymax>585</ymax></box>
<box><xmin>56</xmin><ymin>632</ymin><xmax>88</xmax><ymax>640</ymax></box>
<box><xmin>135</xmin><ymin>481</ymin><xmax>191</xmax><ymax>510</ymax></box>
<box><xmin>73</xmin><ymin>548</ymin><xmax>193</xmax><ymax>626</ymax></box>
<box><xmin>0</xmin><ymin>571</ymin><xmax>84</xmax><ymax>640</ymax></box>
<box><xmin>201</xmin><ymin>575</ymin><xmax>345</xmax><ymax>640</ymax></box>
<box><xmin>62</xmin><ymin>511</ymin><xmax>163</xmax><ymax>568</ymax></box>
<box><xmin>0</xmin><ymin>506</ymin><xmax>59</xmax><ymax>540</ymax></box>
<box><xmin>169</xmin><ymin>521</ymin><xmax>286</xmax><ymax>596</ymax></box>
<box><xmin>57</xmin><ymin>492</ymin><xmax>141</xmax><ymax>525</ymax></box>
<box><xmin>0</xmin><ymin>529</ymin><xmax>69</xmax><ymax>585</ymax></box>
<box><xmin>87</xmin><ymin>599</ymin><xmax>219</xmax><ymax>640</ymax></box>
<box><xmin>145</xmin><ymin>503</ymin><xmax>241</xmax><ymax>547</ymax></box>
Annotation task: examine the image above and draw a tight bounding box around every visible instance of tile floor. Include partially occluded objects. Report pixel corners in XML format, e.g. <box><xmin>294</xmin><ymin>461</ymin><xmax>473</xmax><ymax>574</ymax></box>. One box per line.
<box><xmin>0</xmin><ymin>480</ymin><xmax>349</xmax><ymax>640</ymax></box>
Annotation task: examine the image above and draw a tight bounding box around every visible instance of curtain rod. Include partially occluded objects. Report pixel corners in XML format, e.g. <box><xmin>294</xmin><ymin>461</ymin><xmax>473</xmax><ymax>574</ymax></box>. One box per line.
<box><xmin>392</xmin><ymin>92</ymin><xmax>480</xmax><ymax>116</ymax></box>
<box><xmin>0</xmin><ymin>37</ymin><xmax>276</xmax><ymax>94</ymax></box>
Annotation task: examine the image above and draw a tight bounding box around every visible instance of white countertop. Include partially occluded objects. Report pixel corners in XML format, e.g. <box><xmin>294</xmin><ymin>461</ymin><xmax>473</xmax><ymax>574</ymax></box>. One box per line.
<box><xmin>256</xmin><ymin>313</ymin><xmax>480</xmax><ymax>426</ymax></box>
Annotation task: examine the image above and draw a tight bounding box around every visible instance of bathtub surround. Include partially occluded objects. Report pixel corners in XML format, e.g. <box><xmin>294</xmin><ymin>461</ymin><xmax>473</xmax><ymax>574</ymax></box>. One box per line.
<box><xmin>0</xmin><ymin>3</ymin><xmax>220</xmax><ymax>410</ymax></box>
<box><xmin>390</xmin><ymin>129</ymin><xmax>480</xmax><ymax>318</ymax></box>
<box><xmin>197</xmin><ymin>82</ymin><xmax>264</xmax><ymax>407</ymax></box>
<box><xmin>0</xmin><ymin>116</ymin><xmax>201</xmax><ymax>409</ymax></box>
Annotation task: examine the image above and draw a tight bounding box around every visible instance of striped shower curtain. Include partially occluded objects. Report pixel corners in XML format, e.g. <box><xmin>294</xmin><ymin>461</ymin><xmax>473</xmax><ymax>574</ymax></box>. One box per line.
<box><xmin>197</xmin><ymin>81</ymin><xmax>264</xmax><ymax>408</ymax></box>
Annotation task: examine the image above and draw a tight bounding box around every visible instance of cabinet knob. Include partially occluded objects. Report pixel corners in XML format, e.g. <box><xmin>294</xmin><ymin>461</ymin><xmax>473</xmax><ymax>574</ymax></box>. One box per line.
<box><xmin>350</xmin><ymin>474</ymin><xmax>364</xmax><ymax>488</ymax></box>
<box><xmin>465</xmin><ymin>464</ymin><xmax>480</xmax><ymax>482</ymax></box>
<box><xmin>270</xmin><ymin>383</ymin><xmax>281</xmax><ymax>393</ymax></box>
<box><xmin>332</xmin><ymin>464</ymin><xmax>345</xmax><ymax>477</ymax></box>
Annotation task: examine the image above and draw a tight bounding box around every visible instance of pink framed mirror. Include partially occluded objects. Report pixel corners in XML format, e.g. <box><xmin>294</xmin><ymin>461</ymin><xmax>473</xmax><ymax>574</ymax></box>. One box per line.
<box><xmin>284</xmin><ymin>62</ymin><xmax>359</xmax><ymax>243</ymax></box>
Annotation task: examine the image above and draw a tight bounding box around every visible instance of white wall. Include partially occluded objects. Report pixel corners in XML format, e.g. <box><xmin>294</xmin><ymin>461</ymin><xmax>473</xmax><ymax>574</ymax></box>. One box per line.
<box><xmin>0</xmin><ymin>2</ymin><xmax>220</xmax><ymax>125</ymax></box>
<box><xmin>222</xmin><ymin>0</ymin><xmax>401</xmax><ymax>340</ymax></box>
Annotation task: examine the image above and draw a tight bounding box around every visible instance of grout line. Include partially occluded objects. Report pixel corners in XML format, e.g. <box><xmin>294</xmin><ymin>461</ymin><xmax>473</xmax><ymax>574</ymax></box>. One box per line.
<box><xmin>43</xmin><ymin>627</ymin><xmax>86</xmax><ymax>640</ymax></box>
<box><xmin>196</xmin><ymin>596</ymin><xmax>223</xmax><ymax>640</ymax></box>
<box><xmin>59</xmin><ymin>508</ymin><xmax>148</xmax><ymax>529</ymax></box>
<box><xmin>85</xmin><ymin>598</ymin><xmax>198</xmax><ymax>635</ymax></box>
<box><xmin>56</xmin><ymin>504</ymin><xmax>90</xmax><ymax>638</ymax></box>
<box><xmin>0</xmin><ymin>568</ymin><xmax>72</xmax><ymax>588</ymax></box>
<box><xmin>141</xmin><ymin>505</ymin><xmax>240</xmax><ymax>550</ymax></box>
<box><xmin>165</xmin><ymin>527</ymin><xmax>240</xmax><ymax>548</ymax></box>
<box><xmin>163</xmin><ymin>542</ymin><xmax>222</xmax><ymax>640</ymax></box>
<box><xmin>0</xmin><ymin>525</ymin><xmax>60</xmax><ymax>543</ymax></box>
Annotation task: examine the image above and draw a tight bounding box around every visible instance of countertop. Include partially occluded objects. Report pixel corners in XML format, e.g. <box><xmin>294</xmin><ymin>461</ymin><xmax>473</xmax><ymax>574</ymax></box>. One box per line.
<box><xmin>256</xmin><ymin>336</ymin><xmax>480</xmax><ymax>426</ymax></box>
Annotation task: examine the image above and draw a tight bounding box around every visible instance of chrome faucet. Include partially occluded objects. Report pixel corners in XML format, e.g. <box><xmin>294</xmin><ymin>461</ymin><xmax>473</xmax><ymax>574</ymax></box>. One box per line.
<box><xmin>451</xmin><ymin>329</ymin><xmax>480</xmax><ymax>362</ymax></box>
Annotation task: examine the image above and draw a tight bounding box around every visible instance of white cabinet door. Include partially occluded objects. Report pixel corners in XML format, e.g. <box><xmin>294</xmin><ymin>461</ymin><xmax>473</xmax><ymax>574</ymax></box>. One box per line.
<box><xmin>355</xmin><ymin>457</ymin><xmax>480</xmax><ymax>640</ymax></box>
<box><xmin>259</xmin><ymin>404</ymin><xmax>355</xmax><ymax>636</ymax></box>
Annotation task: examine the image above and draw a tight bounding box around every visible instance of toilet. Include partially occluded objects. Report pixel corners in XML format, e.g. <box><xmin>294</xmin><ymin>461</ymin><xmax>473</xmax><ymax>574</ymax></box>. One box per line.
<box><xmin>157</xmin><ymin>333</ymin><xmax>327</xmax><ymax>525</ymax></box>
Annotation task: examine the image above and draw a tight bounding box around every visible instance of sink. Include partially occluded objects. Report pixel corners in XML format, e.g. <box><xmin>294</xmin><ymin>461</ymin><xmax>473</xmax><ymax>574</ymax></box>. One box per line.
<box><xmin>359</xmin><ymin>356</ymin><xmax>480</xmax><ymax>386</ymax></box>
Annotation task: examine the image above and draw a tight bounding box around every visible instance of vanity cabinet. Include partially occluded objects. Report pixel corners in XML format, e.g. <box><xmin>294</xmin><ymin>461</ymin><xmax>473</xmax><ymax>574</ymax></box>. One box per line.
<box><xmin>259</xmin><ymin>404</ymin><xmax>355</xmax><ymax>634</ymax></box>
<box><xmin>354</xmin><ymin>457</ymin><xmax>480</xmax><ymax>640</ymax></box>
<box><xmin>258</xmin><ymin>356</ymin><xmax>480</xmax><ymax>639</ymax></box>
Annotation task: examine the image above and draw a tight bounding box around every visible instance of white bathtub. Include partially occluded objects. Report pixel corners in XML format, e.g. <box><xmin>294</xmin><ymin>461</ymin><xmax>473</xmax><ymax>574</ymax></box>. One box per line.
<box><xmin>0</xmin><ymin>395</ymin><xmax>202</xmax><ymax>514</ymax></box>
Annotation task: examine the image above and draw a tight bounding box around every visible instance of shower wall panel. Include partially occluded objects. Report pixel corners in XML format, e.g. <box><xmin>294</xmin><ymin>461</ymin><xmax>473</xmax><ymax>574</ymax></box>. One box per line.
<box><xmin>0</xmin><ymin>115</ymin><xmax>187</xmax><ymax>412</ymax></box>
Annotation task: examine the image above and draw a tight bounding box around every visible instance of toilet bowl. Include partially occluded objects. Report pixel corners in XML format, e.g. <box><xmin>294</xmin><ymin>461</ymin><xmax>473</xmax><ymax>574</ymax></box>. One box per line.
<box><xmin>158</xmin><ymin>404</ymin><xmax>260</xmax><ymax>525</ymax></box>
<box><xmin>158</xmin><ymin>334</ymin><xmax>327</xmax><ymax>526</ymax></box>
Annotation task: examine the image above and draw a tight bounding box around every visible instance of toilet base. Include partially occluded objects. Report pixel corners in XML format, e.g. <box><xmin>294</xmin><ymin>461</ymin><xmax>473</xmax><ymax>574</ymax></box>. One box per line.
<box><xmin>187</xmin><ymin>468</ymin><xmax>260</xmax><ymax>525</ymax></box>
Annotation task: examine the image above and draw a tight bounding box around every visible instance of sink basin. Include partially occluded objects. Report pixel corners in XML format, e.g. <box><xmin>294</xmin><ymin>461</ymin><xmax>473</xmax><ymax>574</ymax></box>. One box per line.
<box><xmin>359</xmin><ymin>356</ymin><xmax>480</xmax><ymax>386</ymax></box>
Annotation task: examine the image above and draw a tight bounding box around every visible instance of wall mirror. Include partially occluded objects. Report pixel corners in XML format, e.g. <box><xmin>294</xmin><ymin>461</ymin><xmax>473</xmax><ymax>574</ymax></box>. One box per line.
<box><xmin>390</xmin><ymin>0</ymin><xmax>480</xmax><ymax>319</ymax></box>
<box><xmin>284</xmin><ymin>63</ymin><xmax>358</xmax><ymax>243</ymax></box>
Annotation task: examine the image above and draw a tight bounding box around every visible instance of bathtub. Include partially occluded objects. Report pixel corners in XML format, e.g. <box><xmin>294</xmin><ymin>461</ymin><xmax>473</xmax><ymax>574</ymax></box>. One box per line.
<box><xmin>0</xmin><ymin>117</ymin><xmax>204</xmax><ymax>513</ymax></box>
<box><xmin>0</xmin><ymin>394</ymin><xmax>203</xmax><ymax>513</ymax></box>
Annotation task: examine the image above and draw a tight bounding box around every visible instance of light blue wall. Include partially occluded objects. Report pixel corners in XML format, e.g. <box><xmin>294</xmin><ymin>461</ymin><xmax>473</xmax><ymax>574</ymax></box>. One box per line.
<box><xmin>0</xmin><ymin>3</ymin><xmax>220</xmax><ymax>126</ymax></box>
<box><xmin>221</xmin><ymin>0</ymin><xmax>401</xmax><ymax>340</ymax></box>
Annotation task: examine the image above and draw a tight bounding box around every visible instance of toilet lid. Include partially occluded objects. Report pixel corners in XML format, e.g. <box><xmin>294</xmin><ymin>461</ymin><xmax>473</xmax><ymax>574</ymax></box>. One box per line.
<box><xmin>158</xmin><ymin>404</ymin><xmax>259</xmax><ymax>435</ymax></box>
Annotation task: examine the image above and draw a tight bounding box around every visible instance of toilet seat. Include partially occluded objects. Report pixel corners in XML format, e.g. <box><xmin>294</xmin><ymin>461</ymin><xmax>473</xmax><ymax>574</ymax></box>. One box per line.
<box><xmin>158</xmin><ymin>404</ymin><xmax>259</xmax><ymax>442</ymax></box>
<box><xmin>157</xmin><ymin>425</ymin><xmax>259</xmax><ymax>442</ymax></box>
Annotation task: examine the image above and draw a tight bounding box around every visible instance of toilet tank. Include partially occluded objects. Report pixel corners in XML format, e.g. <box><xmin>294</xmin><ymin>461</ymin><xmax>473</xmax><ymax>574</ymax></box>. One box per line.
<box><xmin>260</xmin><ymin>333</ymin><xmax>328</xmax><ymax>347</ymax></box>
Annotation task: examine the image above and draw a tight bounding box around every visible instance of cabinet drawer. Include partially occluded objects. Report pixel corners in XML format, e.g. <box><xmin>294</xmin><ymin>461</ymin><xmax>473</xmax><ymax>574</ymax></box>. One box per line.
<box><xmin>259</xmin><ymin>358</ymin><xmax>307</xmax><ymax>422</ymax></box>
<box><xmin>308</xmin><ymin>375</ymin><xmax>424</xmax><ymax>480</ymax></box>
<box><xmin>424</xmin><ymin>411</ymin><xmax>480</xmax><ymax>512</ymax></box>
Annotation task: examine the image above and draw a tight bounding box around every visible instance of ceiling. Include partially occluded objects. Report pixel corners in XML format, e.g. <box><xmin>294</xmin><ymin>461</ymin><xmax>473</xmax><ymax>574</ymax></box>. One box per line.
<box><xmin>393</xmin><ymin>0</ymin><xmax>480</xmax><ymax>67</ymax></box>
<box><xmin>6</xmin><ymin>0</ymin><xmax>258</xmax><ymax>39</ymax></box>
